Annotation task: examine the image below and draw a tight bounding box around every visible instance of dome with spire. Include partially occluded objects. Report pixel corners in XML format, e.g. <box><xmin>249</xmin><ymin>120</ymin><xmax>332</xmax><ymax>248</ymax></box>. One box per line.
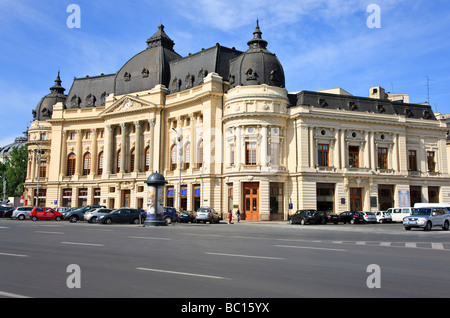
<box><xmin>114</xmin><ymin>24</ymin><xmax>182</xmax><ymax>96</ymax></box>
<box><xmin>229</xmin><ymin>20</ymin><xmax>285</xmax><ymax>89</ymax></box>
<box><xmin>33</xmin><ymin>72</ymin><xmax>67</xmax><ymax>121</ymax></box>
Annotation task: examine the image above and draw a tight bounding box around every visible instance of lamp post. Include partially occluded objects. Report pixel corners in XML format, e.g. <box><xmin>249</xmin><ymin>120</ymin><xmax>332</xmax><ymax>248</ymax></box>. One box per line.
<box><xmin>172</xmin><ymin>128</ymin><xmax>182</xmax><ymax>214</ymax></box>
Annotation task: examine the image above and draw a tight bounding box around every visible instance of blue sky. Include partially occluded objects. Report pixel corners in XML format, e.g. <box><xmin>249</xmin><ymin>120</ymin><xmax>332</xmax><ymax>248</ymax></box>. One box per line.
<box><xmin>1</xmin><ymin>0</ymin><xmax>450</xmax><ymax>146</ymax></box>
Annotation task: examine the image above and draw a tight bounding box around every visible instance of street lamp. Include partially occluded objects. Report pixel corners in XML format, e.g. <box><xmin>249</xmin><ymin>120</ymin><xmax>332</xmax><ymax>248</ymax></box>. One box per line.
<box><xmin>172</xmin><ymin>128</ymin><xmax>182</xmax><ymax>214</ymax></box>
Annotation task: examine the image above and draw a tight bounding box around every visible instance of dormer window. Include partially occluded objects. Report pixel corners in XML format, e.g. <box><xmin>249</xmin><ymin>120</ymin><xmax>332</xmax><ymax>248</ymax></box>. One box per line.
<box><xmin>124</xmin><ymin>72</ymin><xmax>131</xmax><ymax>81</ymax></box>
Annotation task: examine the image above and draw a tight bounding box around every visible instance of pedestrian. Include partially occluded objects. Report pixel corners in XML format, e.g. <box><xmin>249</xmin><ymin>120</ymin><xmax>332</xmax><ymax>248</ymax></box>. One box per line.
<box><xmin>228</xmin><ymin>210</ymin><xmax>232</xmax><ymax>224</ymax></box>
<box><xmin>236</xmin><ymin>209</ymin><xmax>240</xmax><ymax>223</ymax></box>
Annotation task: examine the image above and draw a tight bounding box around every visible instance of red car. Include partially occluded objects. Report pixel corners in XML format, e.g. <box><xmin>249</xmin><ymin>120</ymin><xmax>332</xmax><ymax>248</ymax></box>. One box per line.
<box><xmin>30</xmin><ymin>207</ymin><xmax>63</xmax><ymax>221</ymax></box>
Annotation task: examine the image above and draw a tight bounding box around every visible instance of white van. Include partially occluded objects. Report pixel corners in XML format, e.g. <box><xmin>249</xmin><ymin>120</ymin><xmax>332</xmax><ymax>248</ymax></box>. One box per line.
<box><xmin>386</xmin><ymin>207</ymin><xmax>413</xmax><ymax>222</ymax></box>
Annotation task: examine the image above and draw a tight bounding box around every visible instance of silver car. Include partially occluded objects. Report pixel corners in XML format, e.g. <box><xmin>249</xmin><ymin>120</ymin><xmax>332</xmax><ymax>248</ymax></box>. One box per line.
<box><xmin>84</xmin><ymin>208</ymin><xmax>113</xmax><ymax>223</ymax></box>
<box><xmin>12</xmin><ymin>206</ymin><xmax>34</xmax><ymax>220</ymax></box>
<box><xmin>361</xmin><ymin>211</ymin><xmax>377</xmax><ymax>223</ymax></box>
<box><xmin>403</xmin><ymin>207</ymin><xmax>450</xmax><ymax>231</ymax></box>
<box><xmin>375</xmin><ymin>211</ymin><xmax>392</xmax><ymax>223</ymax></box>
<box><xmin>195</xmin><ymin>206</ymin><xmax>220</xmax><ymax>224</ymax></box>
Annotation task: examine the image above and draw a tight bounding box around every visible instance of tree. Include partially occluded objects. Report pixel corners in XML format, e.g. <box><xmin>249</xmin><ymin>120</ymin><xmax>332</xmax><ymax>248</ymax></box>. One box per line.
<box><xmin>3</xmin><ymin>146</ymin><xmax>28</xmax><ymax>197</ymax></box>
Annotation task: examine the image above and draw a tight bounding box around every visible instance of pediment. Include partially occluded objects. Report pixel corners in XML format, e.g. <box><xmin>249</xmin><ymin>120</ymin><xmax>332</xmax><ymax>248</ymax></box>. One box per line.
<box><xmin>100</xmin><ymin>95</ymin><xmax>157</xmax><ymax>117</ymax></box>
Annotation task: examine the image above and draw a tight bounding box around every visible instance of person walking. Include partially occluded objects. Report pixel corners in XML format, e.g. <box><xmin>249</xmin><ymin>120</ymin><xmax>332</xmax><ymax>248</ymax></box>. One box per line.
<box><xmin>236</xmin><ymin>209</ymin><xmax>241</xmax><ymax>223</ymax></box>
<box><xmin>228</xmin><ymin>210</ymin><xmax>233</xmax><ymax>224</ymax></box>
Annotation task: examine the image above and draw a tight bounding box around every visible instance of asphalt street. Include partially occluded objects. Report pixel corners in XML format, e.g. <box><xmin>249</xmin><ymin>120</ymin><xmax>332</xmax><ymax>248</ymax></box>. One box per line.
<box><xmin>1</xmin><ymin>218</ymin><xmax>450</xmax><ymax>300</ymax></box>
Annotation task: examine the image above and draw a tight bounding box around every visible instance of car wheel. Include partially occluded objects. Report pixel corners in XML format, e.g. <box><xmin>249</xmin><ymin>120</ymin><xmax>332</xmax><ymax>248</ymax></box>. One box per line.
<box><xmin>289</xmin><ymin>218</ymin><xmax>294</xmax><ymax>225</ymax></box>
<box><xmin>300</xmin><ymin>218</ymin><xmax>306</xmax><ymax>225</ymax></box>
<box><xmin>31</xmin><ymin>216</ymin><xmax>37</xmax><ymax>222</ymax></box>
<box><xmin>350</xmin><ymin>219</ymin><xmax>355</xmax><ymax>225</ymax></box>
<box><xmin>443</xmin><ymin>221</ymin><xmax>449</xmax><ymax>231</ymax></box>
<box><xmin>424</xmin><ymin>221</ymin><xmax>432</xmax><ymax>231</ymax></box>
<box><xmin>90</xmin><ymin>217</ymin><xmax>97</xmax><ymax>223</ymax></box>
<box><xmin>104</xmin><ymin>218</ymin><xmax>112</xmax><ymax>224</ymax></box>
<box><xmin>132</xmin><ymin>218</ymin><xmax>140</xmax><ymax>225</ymax></box>
<box><xmin>55</xmin><ymin>216</ymin><xmax>62</xmax><ymax>221</ymax></box>
<box><xmin>69</xmin><ymin>215</ymin><xmax>78</xmax><ymax>223</ymax></box>
<box><xmin>18</xmin><ymin>214</ymin><xmax>25</xmax><ymax>220</ymax></box>
<box><xmin>164</xmin><ymin>217</ymin><xmax>172</xmax><ymax>225</ymax></box>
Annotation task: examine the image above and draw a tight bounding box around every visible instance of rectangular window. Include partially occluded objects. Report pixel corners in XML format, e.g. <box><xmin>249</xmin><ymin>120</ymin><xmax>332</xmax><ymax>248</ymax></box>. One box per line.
<box><xmin>348</xmin><ymin>146</ymin><xmax>359</xmax><ymax>168</ymax></box>
<box><xmin>427</xmin><ymin>151</ymin><xmax>436</xmax><ymax>172</ymax></box>
<box><xmin>229</xmin><ymin>144</ymin><xmax>235</xmax><ymax>166</ymax></box>
<box><xmin>39</xmin><ymin>161</ymin><xmax>47</xmax><ymax>178</ymax></box>
<box><xmin>408</xmin><ymin>150</ymin><xmax>417</xmax><ymax>171</ymax></box>
<box><xmin>377</xmin><ymin>147</ymin><xmax>388</xmax><ymax>169</ymax></box>
<box><xmin>317</xmin><ymin>144</ymin><xmax>329</xmax><ymax>167</ymax></box>
<box><xmin>246</xmin><ymin>142</ymin><xmax>257</xmax><ymax>165</ymax></box>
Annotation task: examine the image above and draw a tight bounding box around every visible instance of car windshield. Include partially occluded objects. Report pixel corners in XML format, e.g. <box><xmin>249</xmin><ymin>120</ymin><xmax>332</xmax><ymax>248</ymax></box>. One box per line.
<box><xmin>411</xmin><ymin>208</ymin><xmax>431</xmax><ymax>216</ymax></box>
<box><xmin>197</xmin><ymin>208</ymin><xmax>210</xmax><ymax>212</ymax></box>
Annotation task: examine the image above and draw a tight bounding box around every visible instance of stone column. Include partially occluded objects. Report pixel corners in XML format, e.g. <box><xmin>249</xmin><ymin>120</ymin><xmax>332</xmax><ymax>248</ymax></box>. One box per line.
<box><xmin>60</xmin><ymin>131</ymin><xmax>67</xmax><ymax>177</ymax></box>
<box><xmin>134</xmin><ymin>121</ymin><xmax>142</xmax><ymax>172</ymax></box>
<box><xmin>90</xmin><ymin>128</ymin><xmax>98</xmax><ymax>176</ymax></box>
<box><xmin>148</xmin><ymin>119</ymin><xmax>155</xmax><ymax>172</ymax></box>
<box><xmin>105</xmin><ymin>125</ymin><xmax>114</xmax><ymax>174</ymax></box>
<box><xmin>120</xmin><ymin>123</ymin><xmax>127</xmax><ymax>173</ymax></box>
<box><xmin>260</xmin><ymin>125</ymin><xmax>268</xmax><ymax>167</ymax></box>
<box><xmin>75</xmin><ymin>130</ymin><xmax>82</xmax><ymax>176</ymax></box>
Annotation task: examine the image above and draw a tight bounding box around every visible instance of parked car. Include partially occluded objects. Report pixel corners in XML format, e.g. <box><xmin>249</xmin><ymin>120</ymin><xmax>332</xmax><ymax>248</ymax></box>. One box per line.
<box><xmin>403</xmin><ymin>207</ymin><xmax>450</xmax><ymax>231</ymax></box>
<box><xmin>178</xmin><ymin>210</ymin><xmax>195</xmax><ymax>223</ymax></box>
<box><xmin>64</xmin><ymin>205</ymin><xmax>106</xmax><ymax>222</ymax></box>
<box><xmin>324</xmin><ymin>212</ymin><xmax>340</xmax><ymax>224</ymax></box>
<box><xmin>30</xmin><ymin>207</ymin><xmax>64</xmax><ymax>221</ymax></box>
<box><xmin>386</xmin><ymin>207</ymin><xmax>413</xmax><ymax>222</ymax></box>
<box><xmin>12</xmin><ymin>206</ymin><xmax>34</xmax><ymax>220</ymax></box>
<box><xmin>84</xmin><ymin>208</ymin><xmax>113</xmax><ymax>223</ymax></box>
<box><xmin>55</xmin><ymin>207</ymin><xmax>70</xmax><ymax>214</ymax></box>
<box><xmin>195</xmin><ymin>206</ymin><xmax>220</xmax><ymax>224</ymax></box>
<box><xmin>375</xmin><ymin>211</ymin><xmax>392</xmax><ymax>223</ymax></box>
<box><xmin>339</xmin><ymin>211</ymin><xmax>366</xmax><ymax>224</ymax></box>
<box><xmin>0</xmin><ymin>206</ymin><xmax>14</xmax><ymax>218</ymax></box>
<box><xmin>289</xmin><ymin>209</ymin><xmax>327</xmax><ymax>225</ymax></box>
<box><xmin>98</xmin><ymin>208</ymin><xmax>146</xmax><ymax>224</ymax></box>
<box><xmin>361</xmin><ymin>211</ymin><xmax>377</xmax><ymax>223</ymax></box>
<box><xmin>163</xmin><ymin>207</ymin><xmax>179</xmax><ymax>225</ymax></box>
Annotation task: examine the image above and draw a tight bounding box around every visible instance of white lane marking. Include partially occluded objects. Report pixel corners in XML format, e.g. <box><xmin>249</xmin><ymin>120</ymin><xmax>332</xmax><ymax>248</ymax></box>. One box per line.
<box><xmin>205</xmin><ymin>252</ymin><xmax>284</xmax><ymax>260</ymax></box>
<box><xmin>432</xmin><ymin>243</ymin><xmax>444</xmax><ymax>250</ymax></box>
<box><xmin>35</xmin><ymin>231</ymin><xmax>64</xmax><ymax>234</ymax></box>
<box><xmin>128</xmin><ymin>236</ymin><xmax>171</xmax><ymax>241</ymax></box>
<box><xmin>405</xmin><ymin>242</ymin><xmax>417</xmax><ymax>248</ymax></box>
<box><xmin>0</xmin><ymin>252</ymin><xmax>29</xmax><ymax>257</ymax></box>
<box><xmin>275</xmin><ymin>245</ymin><xmax>347</xmax><ymax>252</ymax></box>
<box><xmin>61</xmin><ymin>242</ymin><xmax>104</xmax><ymax>247</ymax></box>
<box><xmin>136</xmin><ymin>267</ymin><xmax>231</xmax><ymax>280</ymax></box>
<box><xmin>0</xmin><ymin>291</ymin><xmax>30</xmax><ymax>298</ymax></box>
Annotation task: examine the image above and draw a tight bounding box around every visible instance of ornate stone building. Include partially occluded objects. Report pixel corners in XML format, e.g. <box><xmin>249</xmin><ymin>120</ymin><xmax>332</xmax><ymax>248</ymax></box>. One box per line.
<box><xmin>24</xmin><ymin>22</ymin><xmax>450</xmax><ymax>220</ymax></box>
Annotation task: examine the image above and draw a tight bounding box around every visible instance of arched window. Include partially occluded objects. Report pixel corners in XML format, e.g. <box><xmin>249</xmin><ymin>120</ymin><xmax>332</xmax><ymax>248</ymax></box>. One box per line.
<box><xmin>144</xmin><ymin>146</ymin><xmax>150</xmax><ymax>171</ymax></box>
<box><xmin>170</xmin><ymin>144</ymin><xmax>177</xmax><ymax>171</ymax></box>
<box><xmin>82</xmin><ymin>152</ymin><xmax>91</xmax><ymax>175</ymax></box>
<box><xmin>97</xmin><ymin>151</ymin><xmax>104</xmax><ymax>175</ymax></box>
<box><xmin>116</xmin><ymin>150</ymin><xmax>121</xmax><ymax>173</ymax></box>
<box><xmin>130</xmin><ymin>148</ymin><xmax>135</xmax><ymax>172</ymax></box>
<box><xmin>184</xmin><ymin>142</ymin><xmax>190</xmax><ymax>170</ymax></box>
<box><xmin>197</xmin><ymin>140</ymin><xmax>203</xmax><ymax>168</ymax></box>
<box><xmin>67</xmin><ymin>153</ymin><xmax>76</xmax><ymax>176</ymax></box>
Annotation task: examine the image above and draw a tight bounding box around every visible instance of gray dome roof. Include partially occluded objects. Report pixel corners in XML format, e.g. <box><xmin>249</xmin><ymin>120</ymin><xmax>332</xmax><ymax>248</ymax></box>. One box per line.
<box><xmin>229</xmin><ymin>21</ymin><xmax>285</xmax><ymax>89</ymax></box>
<box><xmin>114</xmin><ymin>25</ymin><xmax>182</xmax><ymax>95</ymax></box>
<box><xmin>33</xmin><ymin>72</ymin><xmax>67</xmax><ymax>121</ymax></box>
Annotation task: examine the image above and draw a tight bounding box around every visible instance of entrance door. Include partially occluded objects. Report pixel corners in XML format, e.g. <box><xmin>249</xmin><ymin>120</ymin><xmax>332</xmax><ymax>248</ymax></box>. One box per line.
<box><xmin>243</xmin><ymin>182</ymin><xmax>259</xmax><ymax>221</ymax></box>
<box><xmin>350</xmin><ymin>188</ymin><xmax>362</xmax><ymax>212</ymax></box>
<box><xmin>123</xmin><ymin>190</ymin><xmax>131</xmax><ymax>207</ymax></box>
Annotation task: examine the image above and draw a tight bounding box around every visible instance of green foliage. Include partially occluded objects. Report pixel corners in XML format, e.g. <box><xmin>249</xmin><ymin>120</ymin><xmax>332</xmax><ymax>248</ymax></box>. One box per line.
<box><xmin>1</xmin><ymin>145</ymin><xmax>28</xmax><ymax>198</ymax></box>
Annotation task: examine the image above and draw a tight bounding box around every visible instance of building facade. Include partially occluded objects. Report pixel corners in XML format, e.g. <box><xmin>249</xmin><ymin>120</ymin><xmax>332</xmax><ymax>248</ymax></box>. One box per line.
<box><xmin>24</xmin><ymin>22</ymin><xmax>450</xmax><ymax>220</ymax></box>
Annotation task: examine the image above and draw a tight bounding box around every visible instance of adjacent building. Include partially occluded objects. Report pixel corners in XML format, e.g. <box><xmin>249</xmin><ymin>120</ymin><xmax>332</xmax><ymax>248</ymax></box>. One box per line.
<box><xmin>24</xmin><ymin>22</ymin><xmax>450</xmax><ymax>220</ymax></box>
